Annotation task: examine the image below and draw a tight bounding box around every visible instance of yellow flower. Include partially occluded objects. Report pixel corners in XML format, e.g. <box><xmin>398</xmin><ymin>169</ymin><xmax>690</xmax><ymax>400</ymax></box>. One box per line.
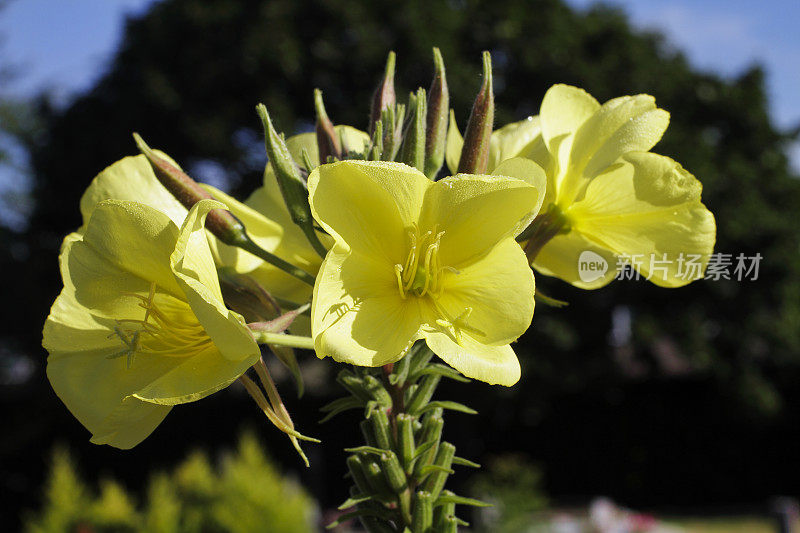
<box><xmin>43</xmin><ymin>199</ymin><xmax>260</xmax><ymax>449</ymax></box>
<box><xmin>77</xmin><ymin>152</ymin><xmax>317</xmax><ymax>305</ymax></box>
<box><xmin>448</xmin><ymin>84</ymin><xmax>716</xmax><ymax>288</ymax></box>
<box><xmin>307</xmin><ymin>160</ymin><xmax>542</xmax><ymax>386</ymax></box>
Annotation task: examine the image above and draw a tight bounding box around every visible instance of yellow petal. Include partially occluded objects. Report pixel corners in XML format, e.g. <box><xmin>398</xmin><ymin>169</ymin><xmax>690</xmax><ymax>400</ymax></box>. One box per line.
<box><xmin>445</xmin><ymin>109</ymin><xmax>463</xmax><ymax>175</ymax></box>
<box><xmin>487</xmin><ymin>116</ymin><xmax>543</xmax><ymax>172</ymax></box>
<box><xmin>80</xmin><ymin>200</ymin><xmax>183</xmax><ymax>298</ymax></box>
<box><xmin>539</xmin><ymin>84</ymin><xmax>599</xmax><ymax>178</ymax></box>
<box><xmin>423</xmin><ymin>330</ymin><xmax>520</xmax><ymax>386</ymax></box>
<box><xmin>437</xmin><ymin>238</ymin><xmax>534</xmax><ymax>345</ymax></box>
<box><xmin>79</xmin><ymin>153</ymin><xmax>188</xmax><ymax>228</ymax></box>
<box><xmin>532</xmin><ymin>230</ymin><xmax>619</xmax><ymax>289</ymax></box>
<box><xmin>570</xmin><ymin>152</ymin><xmax>716</xmax><ymax>287</ymax></box>
<box><xmin>285</xmin><ymin>126</ymin><xmax>370</xmax><ymax>169</ymax></box>
<box><xmin>420</xmin><ymin>174</ymin><xmax>538</xmax><ymax>267</ymax></box>
<box><xmin>311</xmin><ymin>247</ymin><xmax>423</xmax><ymax>366</ymax></box>
<box><xmin>560</xmin><ymin>94</ymin><xmax>669</xmax><ymax>203</ymax></box>
<box><xmin>88</xmin><ymin>398</ymin><xmax>171</xmax><ymax>449</ymax></box>
<box><xmin>201</xmin><ymin>183</ymin><xmax>284</xmax><ymax>275</ymax></box>
<box><xmin>132</xmin><ymin>345</ymin><xmax>256</xmax><ymax>404</ymax></box>
<box><xmin>308</xmin><ymin>160</ymin><xmax>429</xmax><ymax>264</ymax></box>
<box><xmin>170</xmin><ymin>199</ymin><xmax>261</xmax><ymax>362</ymax></box>
<box><xmin>492</xmin><ymin>157</ymin><xmax>548</xmax><ymax>227</ymax></box>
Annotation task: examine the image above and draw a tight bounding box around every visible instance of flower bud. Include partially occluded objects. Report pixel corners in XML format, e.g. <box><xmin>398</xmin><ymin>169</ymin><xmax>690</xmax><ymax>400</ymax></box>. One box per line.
<box><xmin>346</xmin><ymin>455</ymin><xmax>373</xmax><ymax>497</ymax></box>
<box><xmin>425</xmin><ymin>48</ymin><xmax>449</xmax><ymax>179</ymax></box>
<box><xmin>421</xmin><ymin>441</ymin><xmax>455</xmax><ymax>498</ymax></box>
<box><xmin>412</xmin><ymin>411</ymin><xmax>444</xmax><ymax>478</ymax></box>
<box><xmin>457</xmin><ymin>51</ymin><xmax>494</xmax><ymax>174</ymax></box>
<box><xmin>369</xmin><ymin>51</ymin><xmax>396</xmax><ymax>137</ymax></box>
<box><xmin>380</xmin><ymin>451</ymin><xmax>407</xmax><ymax>493</ymax></box>
<box><xmin>433</xmin><ymin>494</ymin><xmax>457</xmax><ymax>532</ymax></box>
<box><xmin>368</xmin><ymin>407</ymin><xmax>393</xmax><ymax>449</ymax></box>
<box><xmin>406</xmin><ymin>374</ymin><xmax>441</xmax><ymax>414</ymax></box>
<box><xmin>397</xmin><ymin>413</ymin><xmax>416</xmax><ymax>470</ymax></box>
<box><xmin>401</xmin><ymin>87</ymin><xmax>427</xmax><ymax>172</ymax></box>
<box><xmin>133</xmin><ymin>133</ymin><xmax>248</xmax><ymax>247</ymax></box>
<box><xmin>380</xmin><ymin>106</ymin><xmax>401</xmax><ymax>161</ymax></box>
<box><xmin>256</xmin><ymin>103</ymin><xmax>327</xmax><ymax>257</ymax></box>
<box><xmin>412</xmin><ymin>491</ymin><xmax>434</xmax><ymax>532</ymax></box>
<box><xmin>314</xmin><ymin>89</ymin><xmax>342</xmax><ymax>162</ymax></box>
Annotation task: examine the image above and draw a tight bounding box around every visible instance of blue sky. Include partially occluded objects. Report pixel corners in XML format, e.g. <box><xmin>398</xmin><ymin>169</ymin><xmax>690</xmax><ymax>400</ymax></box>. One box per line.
<box><xmin>1</xmin><ymin>0</ymin><xmax>799</xmax><ymax>228</ymax></box>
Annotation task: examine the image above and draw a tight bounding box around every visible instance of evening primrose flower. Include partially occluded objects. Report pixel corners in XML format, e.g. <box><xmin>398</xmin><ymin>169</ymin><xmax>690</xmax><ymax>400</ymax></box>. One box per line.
<box><xmin>43</xmin><ymin>199</ymin><xmax>260</xmax><ymax>449</ymax></box>
<box><xmin>77</xmin><ymin>152</ymin><xmax>314</xmax><ymax>304</ymax></box>
<box><xmin>448</xmin><ymin>84</ymin><xmax>716</xmax><ymax>289</ymax></box>
<box><xmin>308</xmin><ymin>160</ymin><xmax>542</xmax><ymax>386</ymax></box>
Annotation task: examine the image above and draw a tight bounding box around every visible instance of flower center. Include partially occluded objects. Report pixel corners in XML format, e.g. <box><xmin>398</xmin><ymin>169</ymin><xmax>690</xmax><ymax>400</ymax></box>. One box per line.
<box><xmin>108</xmin><ymin>282</ymin><xmax>214</xmax><ymax>368</ymax></box>
<box><xmin>394</xmin><ymin>224</ymin><xmax>456</xmax><ymax>299</ymax></box>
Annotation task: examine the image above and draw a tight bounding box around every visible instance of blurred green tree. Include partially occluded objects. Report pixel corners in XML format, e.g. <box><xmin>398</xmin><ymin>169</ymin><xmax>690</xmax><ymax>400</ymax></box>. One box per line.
<box><xmin>25</xmin><ymin>433</ymin><xmax>316</xmax><ymax>533</ymax></box>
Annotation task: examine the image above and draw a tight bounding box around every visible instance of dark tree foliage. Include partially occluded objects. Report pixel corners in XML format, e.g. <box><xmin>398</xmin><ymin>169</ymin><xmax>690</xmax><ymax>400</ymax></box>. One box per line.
<box><xmin>4</xmin><ymin>0</ymin><xmax>800</xmax><ymax>524</ymax></box>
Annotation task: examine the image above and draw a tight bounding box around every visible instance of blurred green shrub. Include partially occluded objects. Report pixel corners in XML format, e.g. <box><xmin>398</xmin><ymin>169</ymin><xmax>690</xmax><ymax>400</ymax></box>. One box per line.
<box><xmin>470</xmin><ymin>454</ymin><xmax>549</xmax><ymax>532</ymax></box>
<box><xmin>25</xmin><ymin>433</ymin><xmax>317</xmax><ymax>533</ymax></box>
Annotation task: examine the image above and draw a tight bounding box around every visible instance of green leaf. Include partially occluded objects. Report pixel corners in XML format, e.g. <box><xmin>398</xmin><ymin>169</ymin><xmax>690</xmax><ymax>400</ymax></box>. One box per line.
<box><xmin>416</xmin><ymin>364</ymin><xmax>470</xmax><ymax>383</ymax></box>
<box><xmin>319</xmin><ymin>397</ymin><xmax>363</xmax><ymax>423</ymax></box>
<box><xmin>451</xmin><ymin>456</ymin><xmax>481</xmax><ymax>468</ymax></box>
<box><xmin>419</xmin><ymin>401</ymin><xmax>477</xmax><ymax>415</ymax></box>
<box><xmin>435</xmin><ymin>493</ymin><xmax>492</xmax><ymax>508</ymax></box>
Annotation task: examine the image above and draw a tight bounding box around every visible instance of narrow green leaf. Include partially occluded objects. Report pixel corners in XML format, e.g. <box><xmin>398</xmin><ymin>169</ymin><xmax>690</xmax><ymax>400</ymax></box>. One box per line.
<box><xmin>434</xmin><ymin>493</ymin><xmax>492</xmax><ymax>508</ymax></box>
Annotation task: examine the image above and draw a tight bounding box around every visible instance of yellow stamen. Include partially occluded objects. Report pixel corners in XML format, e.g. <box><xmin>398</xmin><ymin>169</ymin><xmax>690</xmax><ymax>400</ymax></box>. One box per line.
<box><xmin>109</xmin><ymin>282</ymin><xmax>213</xmax><ymax>367</ymax></box>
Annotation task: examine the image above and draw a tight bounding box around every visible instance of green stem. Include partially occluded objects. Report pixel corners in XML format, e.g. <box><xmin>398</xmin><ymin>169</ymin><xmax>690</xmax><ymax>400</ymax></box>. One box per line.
<box><xmin>235</xmin><ymin>233</ymin><xmax>316</xmax><ymax>286</ymax></box>
<box><xmin>251</xmin><ymin>331</ymin><xmax>315</xmax><ymax>350</ymax></box>
<box><xmin>301</xmin><ymin>222</ymin><xmax>330</xmax><ymax>258</ymax></box>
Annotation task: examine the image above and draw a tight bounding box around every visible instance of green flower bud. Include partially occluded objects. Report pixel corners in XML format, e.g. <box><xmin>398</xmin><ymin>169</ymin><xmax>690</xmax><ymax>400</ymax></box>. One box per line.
<box><xmin>256</xmin><ymin>104</ymin><xmax>328</xmax><ymax>257</ymax></box>
<box><xmin>133</xmin><ymin>133</ymin><xmax>247</xmax><ymax>247</ymax></box>
<box><xmin>314</xmin><ymin>89</ymin><xmax>342</xmax><ymax>163</ymax></box>
<box><xmin>412</xmin><ymin>491</ymin><xmax>434</xmax><ymax>532</ymax></box>
<box><xmin>421</xmin><ymin>441</ymin><xmax>455</xmax><ymax>498</ymax></box>
<box><xmin>457</xmin><ymin>51</ymin><xmax>494</xmax><ymax>174</ymax></box>
<box><xmin>425</xmin><ymin>48</ymin><xmax>449</xmax><ymax>179</ymax></box>
<box><xmin>401</xmin><ymin>87</ymin><xmax>427</xmax><ymax>172</ymax></box>
<box><xmin>369</xmin><ymin>51</ymin><xmax>396</xmax><ymax>137</ymax></box>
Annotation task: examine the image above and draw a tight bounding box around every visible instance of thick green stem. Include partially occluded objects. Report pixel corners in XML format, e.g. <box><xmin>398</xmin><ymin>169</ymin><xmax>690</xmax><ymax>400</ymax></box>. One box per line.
<box><xmin>234</xmin><ymin>234</ymin><xmax>316</xmax><ymax>286</ymax></box>
<box><xmin>251</xmin><ymin>330</ymin><xmax>315</xmax><ymax>350</ymax></box>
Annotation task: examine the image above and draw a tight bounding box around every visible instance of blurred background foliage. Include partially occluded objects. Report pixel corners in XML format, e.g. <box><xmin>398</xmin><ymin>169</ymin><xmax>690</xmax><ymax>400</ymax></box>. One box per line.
<box><xmin>24</xmin><ymin>433</ymin><xmax>316</xmax><ymax>533</ymax></box>
<box><xmin>2</xmin><ymin>0</ymin><xmax>800</xmax><ymax>528</ymax></box>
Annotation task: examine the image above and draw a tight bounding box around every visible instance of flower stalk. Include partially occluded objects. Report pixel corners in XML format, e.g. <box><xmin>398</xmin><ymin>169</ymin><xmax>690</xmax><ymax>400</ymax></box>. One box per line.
<box><xmin>323</xmin><ymin>344</ymin><xmax>488</xmax><ymax>531</ymax></box>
